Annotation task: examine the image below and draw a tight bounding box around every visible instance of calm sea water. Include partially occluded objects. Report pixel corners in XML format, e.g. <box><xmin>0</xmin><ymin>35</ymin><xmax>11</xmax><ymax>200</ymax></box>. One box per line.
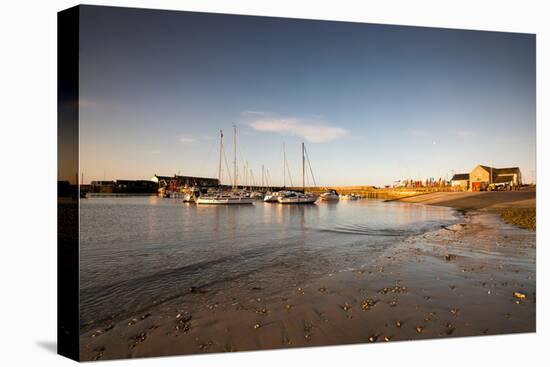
<box><xmin>79</xmin><ymin>196</ymin><xmax>459</xmax><ymax>325</ymax></box>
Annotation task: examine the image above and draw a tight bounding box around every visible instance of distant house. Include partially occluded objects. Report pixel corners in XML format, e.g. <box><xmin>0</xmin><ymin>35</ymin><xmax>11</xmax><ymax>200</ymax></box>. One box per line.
<box><xmin>469</xmin><ymin>165</ymin><xmax>522</xmax><ymax>191</ymax></box>
<box><xmin>114</xmin><ymin>180</ymin><xmax>158</xmax><ymax>193</ymax></box>
<box><xmin>90</xmin><ymin>180</ymin><xmax>116</xmax><ymax>193</ymax></box>
<box><xmin>450</xmin><ymin>173</ymin><xmax>469</xmax><ymax>189</ymax></box>
<box><xmin>151</xmin><ymin>174</ymin><xmax>219</xmax><ymax>188</ymax></box>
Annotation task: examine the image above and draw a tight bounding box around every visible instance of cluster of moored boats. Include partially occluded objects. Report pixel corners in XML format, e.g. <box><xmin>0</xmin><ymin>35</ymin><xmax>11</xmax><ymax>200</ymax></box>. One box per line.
<box><xmin>175</xmin><ymin>188</ymin><xmax>362</xmax><ymax>205</ymax></box>
<box><xmin>164</xmin><ymin>126</ymin><xmax>362</xmax><ymax>205</ymax></box>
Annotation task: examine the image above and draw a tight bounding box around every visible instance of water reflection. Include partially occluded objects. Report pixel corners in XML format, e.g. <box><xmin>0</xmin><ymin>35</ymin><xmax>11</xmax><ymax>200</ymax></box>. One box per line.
<box><xmin>79</xmin><ymin>197</ymin><xmax>459</xmax><ymax>324</ymax></box>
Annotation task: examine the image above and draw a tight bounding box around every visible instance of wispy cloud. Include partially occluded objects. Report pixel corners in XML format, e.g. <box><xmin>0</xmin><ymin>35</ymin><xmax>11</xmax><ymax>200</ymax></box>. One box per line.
<box><xmin>248</xmin><ymin>115</ymin><xmax>349</xmax><ymax>143</ymax></box>
<box><xmin>243</xmin><ymin>110</ymin><xmax>271</xmax><ymax>116</ymax></box>
<box><xmin>179</xmin><ymin>137</ymin><xmax>197</xmax><ymax>144</ymax></box>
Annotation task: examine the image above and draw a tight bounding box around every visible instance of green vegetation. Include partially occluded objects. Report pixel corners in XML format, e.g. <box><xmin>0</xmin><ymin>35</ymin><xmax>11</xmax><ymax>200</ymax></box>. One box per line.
<box><xmin>499</xmin><ymin>208</ymin><xmax>536</xmax><ymax>231</ymax></box>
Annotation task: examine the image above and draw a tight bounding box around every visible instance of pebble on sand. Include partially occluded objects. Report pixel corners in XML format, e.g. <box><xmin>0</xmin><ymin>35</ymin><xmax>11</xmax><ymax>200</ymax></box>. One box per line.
<box><xmin>444</xmin><ymin>254</ymin><xmax>457</xmax><ymax>261</ymax></box>
<box><xmin>256</xmin><ymin>307</ymin><xmax>268</xmax><ymax>315</ymax></box>
<box><xmin>361</xmin><ymin>299</ymin><xmax>377</xmax><ymax>311</ymax></box>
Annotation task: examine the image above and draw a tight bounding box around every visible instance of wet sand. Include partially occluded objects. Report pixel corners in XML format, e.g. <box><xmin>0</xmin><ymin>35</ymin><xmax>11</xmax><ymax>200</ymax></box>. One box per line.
<box><xmin>80</xmin><ymin>200</ymin><xmax>536</xmax><ymax>361</ymax></box>
<box><xmin>397</xmin><ymin>190</ymin><xmax>536</xmax><ymax>230</ymax></box>
<box><xmin>395</xmin><ymin>190</ymin><xmax>536</xmax><ymax>211</ymax></box>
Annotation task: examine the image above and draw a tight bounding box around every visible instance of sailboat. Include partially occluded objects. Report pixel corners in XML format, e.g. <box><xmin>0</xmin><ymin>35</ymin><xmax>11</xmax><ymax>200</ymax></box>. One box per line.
<box><xmin>264</xmin><ymin>144</ymin><xmax>292</xmax><ymax>202</ymax></box>
<box><xmin>264</xmin><ymin>190</ymin><xmax>292</xmax><ymax>202</ymax></box>
<box><xmin>277</xmin><ymin>142</ymin><xmax>318</xmax><ymax>204</ymax></box>
<box><xmin>320</xmin><ymin>189</ymin><xmax>339</xmax><ymax>201</ymax></box>
<box><xmin>196</xmin><ymin>127</ymin><xmax>254</xmax><ymax>205</ymax></box>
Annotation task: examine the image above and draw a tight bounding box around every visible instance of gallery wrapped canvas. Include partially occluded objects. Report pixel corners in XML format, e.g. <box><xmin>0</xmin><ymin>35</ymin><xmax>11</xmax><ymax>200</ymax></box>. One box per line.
<box><xmin>58</xmin><ymin>5</ymin><xmax>536</xmax><ymax>362</ymax></box>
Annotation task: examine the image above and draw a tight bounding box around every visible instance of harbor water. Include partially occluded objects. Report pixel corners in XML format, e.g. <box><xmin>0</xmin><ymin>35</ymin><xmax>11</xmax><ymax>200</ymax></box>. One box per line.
<box><xmin>79</xmin><ymin>196</ymin><xmax>459</xmax><ymax>326</ymax></box>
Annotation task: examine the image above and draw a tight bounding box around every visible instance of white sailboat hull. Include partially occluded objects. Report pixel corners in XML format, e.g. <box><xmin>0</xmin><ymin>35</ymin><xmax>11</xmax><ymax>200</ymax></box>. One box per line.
<box><xmin>263</xmin><ymin>194</ymin><xmax>279</xmax><ymax>202</ymax></box>
<box><xmin>196</xmin><ymin>196</ymin><xmax>254</xmax><ymax>205</ymax></box>
<box><xmin>183</xmin><ymin>193</ymin><xmax>196</xmax><ymax>202</ymax></box>
<box><xmin>320</xmin><ymin>193</ymin><xmax>339</xmax><ymax>201</ymax></box>
<box><xmin>277</xmin><ymin>195</ymin><xmax>317</xmax><ymax>204</ymax></box>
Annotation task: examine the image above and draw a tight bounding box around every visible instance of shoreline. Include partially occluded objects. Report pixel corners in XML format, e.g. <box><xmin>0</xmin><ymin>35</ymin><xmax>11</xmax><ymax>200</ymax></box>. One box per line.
<box><xmin>80</xmin><ymin>196</ymin><xmax>535</xmax><ymax>361</ymax></box>
<box><xmin>394</xmin><ymin>190</ymin><xmax>536</xmax><ymax>230</ymax></box>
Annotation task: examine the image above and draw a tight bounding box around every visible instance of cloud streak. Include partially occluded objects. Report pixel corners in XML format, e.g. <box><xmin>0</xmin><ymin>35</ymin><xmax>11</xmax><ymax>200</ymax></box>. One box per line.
<box><xmin>249</xmin><ymin>117</ymin><xmax>349</xmax><ymax>143</ymax></box>
<box><xmin>179</xmin><ymin>137</ymin><xmax>197</xmax><ymax>144</ymax></box>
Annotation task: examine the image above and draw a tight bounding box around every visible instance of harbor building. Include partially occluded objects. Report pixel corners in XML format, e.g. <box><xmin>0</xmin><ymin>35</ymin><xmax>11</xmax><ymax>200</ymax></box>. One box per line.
<box><xmin>89</xmin><ymin>180</ymin><xmax>158</xmax><ymax>193</ymax></box>
<box><xmin>90</xmin><ymin>180</ymin><xmax>116</xmax><ymax>193</ymax></box>
<box><xmin>469</xmin><ymin>165</ymin><xmax>522</xmax><ymax>191</ymax></box>
<box><xmin>114</xmin><ymin>180</ymin><xmax>157</xmax><ymax>193</ymax></box>
<box><xmin>151</xmin><ymin>174</ymin><xmax>219</xmax><ymax>188</ymax></box>
<box><xmin>450</xmin><ymin>173</ymin><xmax>469</xmax><ymax>189</ymax></box>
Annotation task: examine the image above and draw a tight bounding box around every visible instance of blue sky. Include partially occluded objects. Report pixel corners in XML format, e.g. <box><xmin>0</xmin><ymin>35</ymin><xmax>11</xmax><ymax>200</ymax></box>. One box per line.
<box><xmin>79</xmin><ymin>6</ymin><xmax>536</xmax><ymax>186</ymax></box>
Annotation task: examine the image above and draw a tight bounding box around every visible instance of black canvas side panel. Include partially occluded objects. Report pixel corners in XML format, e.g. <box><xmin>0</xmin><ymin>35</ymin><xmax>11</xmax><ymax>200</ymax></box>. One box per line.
<box><xmin>57</xmin><ymin>5</ymin><xmax>80</xmax><ymax>362</ymax></box>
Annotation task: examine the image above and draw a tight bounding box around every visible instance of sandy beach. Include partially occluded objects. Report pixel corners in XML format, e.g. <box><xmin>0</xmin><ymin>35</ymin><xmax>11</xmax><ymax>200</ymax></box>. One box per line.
<box><xmin>80</xmin><ymin>191</ymin><xmax>536</xmax><ymax>361</ymax></box>
<box><xmin>397</xmin><ymin>189</ymin><xmax>536</xmax><ymax>230</ymax></box>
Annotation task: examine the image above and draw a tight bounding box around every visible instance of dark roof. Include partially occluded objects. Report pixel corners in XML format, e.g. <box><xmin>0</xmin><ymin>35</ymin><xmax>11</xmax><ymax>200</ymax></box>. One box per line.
<box><xmin>475</xmin><ymin>165</ymin><xmax>521</xmax><ymax>175</ymax></box>
<box><xmin>116</xmin><ymin>179</ymin><xmax>156</xmax><ymax>184</ymax></box>
<box><xmin>154</xmin><ymin>174</ymin><xmax>219</xmax><ymax>182</ymax></box>
<box><xmin>494</xmin><ymin>175</ymin><xmax>515</xmax><ymax>183</ymax></box>
<box><xmin>477</xmin><ymin>165</ymin><xmax>493</xmax><ymax>173</ymax></box>
<box><xmin>451</xmin><ymin>173</ymin><xmax>469</xmax><ymax>181</ymax></box>
<box><xmin>494</xmin><ymin>167</ymin><xmax>521</xmax><ymax>175</ymax></box>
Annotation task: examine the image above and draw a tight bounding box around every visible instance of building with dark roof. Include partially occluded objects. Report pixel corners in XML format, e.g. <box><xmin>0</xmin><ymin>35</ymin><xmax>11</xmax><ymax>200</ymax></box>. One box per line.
<box><xmin>469</xmin><ymin>165</ymin><xmax>522</xmax><ymax>191</ymax></box>
<box><xmin>450</xmin><ymin>173</ymin><xmax>469</xmax><ymax>189</ymax></box>
<box><xmin>151</xmin><ymin>174</ymin><xmax>219</xmax><ymax>188</ymax></box>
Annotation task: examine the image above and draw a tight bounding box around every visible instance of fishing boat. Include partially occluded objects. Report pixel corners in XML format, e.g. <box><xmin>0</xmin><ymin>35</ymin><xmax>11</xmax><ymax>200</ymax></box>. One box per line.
<box><xmin>196</xmin><ymin>126</ymin><xmax>254</xmax><ymax>205</ymax></box>
<box><xmin>340</xmin><ymin>193</ymin><xmax>358</xmax><ymax>200</ymax></box>
<box><xmin>320</xmin><ymin>189</ymin><xmax>339</xmax><ymax>201</ymax></box>
<box><xmin>249</xmin><ymin>191</ymin><xmax>264</xmax><ymax>199</ymax></box>
<box><xmin>263</xmin><ymin>193</ymin><xmax>278</xmax><ymax>202</ymax></box>
<box><xmin>182</xmin><ymin>187</ymin><xmax>199</xmax><ymax>203</ymax></box>
<box><xmin>277</xmin><ymin>142</ymin><xmax>317</xmax><ymax>204</ymax></box>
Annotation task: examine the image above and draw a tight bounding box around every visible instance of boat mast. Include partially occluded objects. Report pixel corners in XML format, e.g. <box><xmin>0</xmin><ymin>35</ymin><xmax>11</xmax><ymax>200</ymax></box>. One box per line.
<box><xmin>302</xmin><ymin>142</ymin><xmax>305</xmax><ymax>192</ymax></box>
<box><xmin>233</xmin><ymin>125</ymin><xmax>237</xmax><ymax>190</ymax></box>
<box><xmin>261</xmin><ymin>164</ymin><xmax>265</xmax><ymax>190</ymax></box>
<box><xmin>283</xmin><ymin>143</ymin><xmax>286</xmax><ymax>188</ymax></box>
<box><xmin>218</xmin><ymin>129</ymin><xmax>223</xmax><ymax>185</ymax></box>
